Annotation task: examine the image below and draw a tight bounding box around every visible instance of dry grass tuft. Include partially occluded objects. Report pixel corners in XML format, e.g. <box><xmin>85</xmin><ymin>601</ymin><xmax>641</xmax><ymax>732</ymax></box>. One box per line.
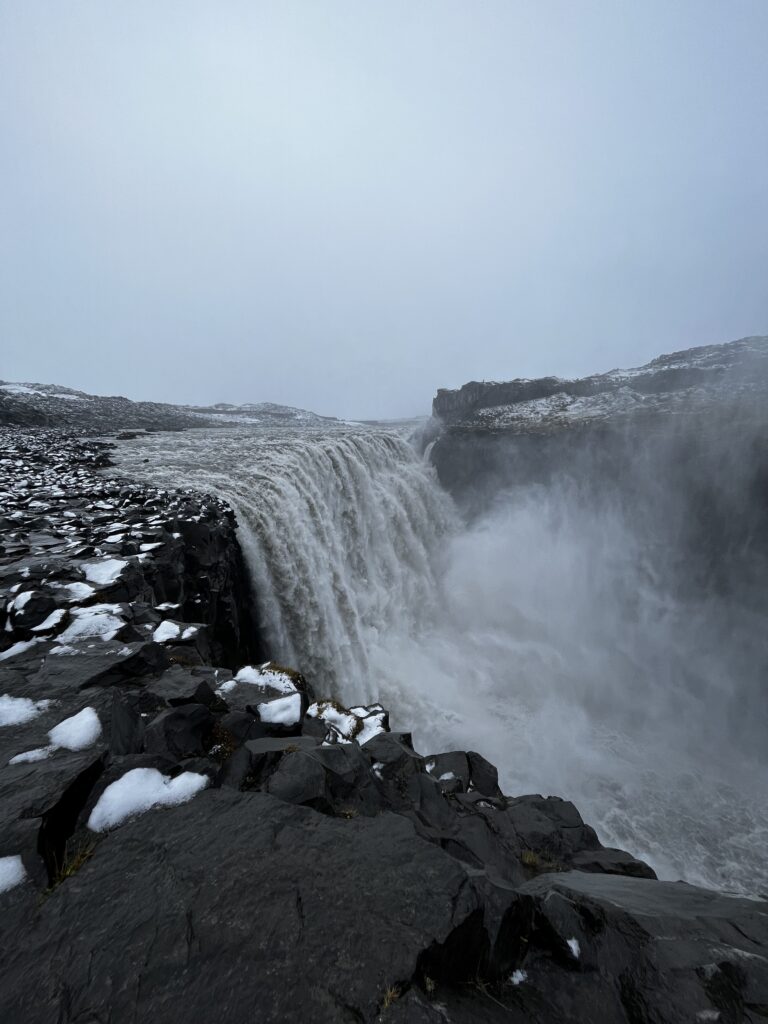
<box><xmin>381</xmin><ymin>985</ymin><xmax>400</xmax><ymax>1010</ymax></box>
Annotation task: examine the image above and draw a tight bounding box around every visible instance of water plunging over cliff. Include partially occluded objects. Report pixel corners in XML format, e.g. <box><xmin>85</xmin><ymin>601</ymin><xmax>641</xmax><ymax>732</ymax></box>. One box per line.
<box><xmin>115</xmin><ymin>426</ymin><xmax>768</xmax><ymax>896</ymax></box>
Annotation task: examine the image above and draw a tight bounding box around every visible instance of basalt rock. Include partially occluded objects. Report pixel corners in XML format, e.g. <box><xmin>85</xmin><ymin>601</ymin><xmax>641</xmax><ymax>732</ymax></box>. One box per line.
<box><xmin>1</xmin><ymin>425</ymin><xmax>767</xmax><ymax>1024</ymax></box>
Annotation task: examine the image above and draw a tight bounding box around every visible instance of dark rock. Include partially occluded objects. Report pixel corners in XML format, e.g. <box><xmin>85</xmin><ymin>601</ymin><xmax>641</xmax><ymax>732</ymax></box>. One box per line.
<box><xmin>108</xmin><ymin>694</ymin><xmax>146</xmax><ymax>755</ymax></box>
<box><xmin>217</xmin><ymin>710</ymin><xmax>266</xmax><ymax>745</ymax></box>
<box><xmin>9</xmin><ymin>590</ymin><xmax>57</xmax><ymax>633</ymax></box>
<box><xmin>144</xmin><ymin>705</ymin><xmax>214</xmax><ymax>759</ymax></box>
<box><xmin>570</xmin><ymin>846</ymin><xmax>657</xmax><ymax>880</ymax></box>
<box><xmin>217</xmin><ymin>735</ymin><xmax>318</xmax><ymax>790</ymax></box>
<box><xmin>145</xmin><ymin>667</ymin><xmax>218</xmax><ymax>708</ymax></box>
<box><xmin>467</xmin><ymin>750</ymin><xmax>503</xmax><ymax>798</ymax></box>
<box><xmin>0</xmin><ymin>790</ymin><xmax>515</xmax><ymax>1024</ymax></box>
<box><xmin>31</xmin><ymin>642</ymin><xmax>170</xmax><ymax>691</ymax></box>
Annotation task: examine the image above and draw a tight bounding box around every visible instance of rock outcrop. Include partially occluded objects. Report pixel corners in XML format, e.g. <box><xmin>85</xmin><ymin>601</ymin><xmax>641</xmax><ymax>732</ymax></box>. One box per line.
<box><xmin>432</xmin><ymin>335</ymin><xmax>768</xmax><ymax>428</ymax></box>
<box><xmin>2</xmin><ymin>427</ymin><xmax>767</xmax><ymax>1023</ymax></box>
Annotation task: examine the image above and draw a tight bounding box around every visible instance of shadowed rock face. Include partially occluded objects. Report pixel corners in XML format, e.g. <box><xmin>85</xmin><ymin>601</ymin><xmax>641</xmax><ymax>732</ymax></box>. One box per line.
<box><xmin>2</xmin><ymin>427</ymin><xmax>768</xmax><ymax>1024</ymax></box>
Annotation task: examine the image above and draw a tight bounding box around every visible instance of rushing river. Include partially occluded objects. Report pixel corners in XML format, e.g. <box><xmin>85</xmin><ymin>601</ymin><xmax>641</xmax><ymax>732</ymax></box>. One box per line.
<box><xmin>113</xmin><ymin>425</ymin><xmax>768</xmax><ymax>896</ymax></box>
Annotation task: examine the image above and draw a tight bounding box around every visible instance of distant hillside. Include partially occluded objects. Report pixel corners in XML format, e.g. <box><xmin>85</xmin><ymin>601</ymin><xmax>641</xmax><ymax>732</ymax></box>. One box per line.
<box><xmin>0</xmin><ymin>381</ymin><xmax>336</xmax><ymax>432</ymax></box>
<box><xmin>186</xmin><ymin>400</ymin><xmax>338</xmax><ymax>425</ymax></box>
<box><xmin>432</xmin><ymin>335</ymin><xmax>768</xmax><ymax>431</ymax></box>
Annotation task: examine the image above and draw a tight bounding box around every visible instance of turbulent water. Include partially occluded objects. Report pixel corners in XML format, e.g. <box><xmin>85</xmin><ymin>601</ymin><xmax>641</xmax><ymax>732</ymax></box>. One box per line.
<box><xmin>115</xmin><ymin>426</ymin><xmax>768</xmax><ymax>895</ymax></box>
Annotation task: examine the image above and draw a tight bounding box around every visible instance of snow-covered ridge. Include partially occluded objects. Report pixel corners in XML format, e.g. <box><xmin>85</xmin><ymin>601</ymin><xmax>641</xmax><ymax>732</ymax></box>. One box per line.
<box><xmin>0</xmin><ymin>380</ymin><xmax>337</xmax><ymax>431</ymax></box>
<box><xmin>432</xmin><ymin>335</ymin><xmax>768</xmax><ymax>430</ymax></box>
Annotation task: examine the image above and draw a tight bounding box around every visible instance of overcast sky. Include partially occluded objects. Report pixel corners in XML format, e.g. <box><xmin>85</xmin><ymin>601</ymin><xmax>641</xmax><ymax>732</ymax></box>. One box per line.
<box><xmin>1</xmin><ymin>1</ymin><xmax>767</xmax><ymax>418</ymax></box>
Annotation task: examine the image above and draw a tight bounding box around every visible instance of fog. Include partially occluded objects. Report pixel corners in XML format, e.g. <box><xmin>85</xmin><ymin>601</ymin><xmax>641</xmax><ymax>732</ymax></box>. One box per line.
<box><xmin>2</xmin><ymin>1</ymin><xmax>767</xmax><ymax>417</ymax></box>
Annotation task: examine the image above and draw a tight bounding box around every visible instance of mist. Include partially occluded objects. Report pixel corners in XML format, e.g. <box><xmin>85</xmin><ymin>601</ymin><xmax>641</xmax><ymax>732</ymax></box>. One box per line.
<box><xmin>111</xmin><ymin>389</ymin><xmax>768</xmax><ymax>894</ymax></box>
<box><xmin>372</xmin><ymin>456</ymin><xmax>768</xmax><ymax>892</ymax></box>
<box><xmin>2</xmin><ymin>1</ymin><xmax>768</xmax><ymax>417</ymax></box>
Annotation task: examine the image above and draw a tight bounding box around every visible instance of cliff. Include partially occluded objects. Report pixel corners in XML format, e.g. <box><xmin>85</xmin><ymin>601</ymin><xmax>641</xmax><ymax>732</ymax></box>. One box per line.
<box><xmin>432</xmin><ymin>335</ymin><xmax>768</xmax><ymax>427</ymax></box>
<box><xmin>1</xmin><ymin>428</ymin><xmax>767</xmax><ymax>1023</ymax></box>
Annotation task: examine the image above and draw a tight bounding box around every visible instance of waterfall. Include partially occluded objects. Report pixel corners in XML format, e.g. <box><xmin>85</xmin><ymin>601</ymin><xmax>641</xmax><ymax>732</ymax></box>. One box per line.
<box><xmin>223</xmin><ymin>430</ymin><xmax>457</xmax><ymax>696</ymax></box>
<box><xmin>115</xmin><ymin>427</ymin><xmax>457</xmax><ymax>699</ymax></box>
<box><xmin>114</xmin><ymin>426</ymin><xmax>768</xmax><ymax>896</ymax></box>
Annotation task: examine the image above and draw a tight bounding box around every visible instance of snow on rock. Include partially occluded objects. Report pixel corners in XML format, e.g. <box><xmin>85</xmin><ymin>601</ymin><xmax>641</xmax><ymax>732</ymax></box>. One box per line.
<box><xmin>357</xmin><ymin>711</ymin><xmax>388</xmax><ymax>745</ymax></box>
<box><xmin>87</xmin><ymin>768</ymin><xmax>209</xmax><ymax>831</ymax></box>
<box><xmin>9</xmin><ymin>707</ymin><xmax>102</xmax><ymax>763</ymax></box>
<box><xmin>0</xmin><ymin>639</ymin><xmax>41</xmax><ymax>662</ymax></box>
<box><xmin>0</xmin><ymin>855</ymin><xmax>27</xmax><ymax>893</ymax></box>
<box><xmin>48</xmin><ymin>707</ymin><xmax>101</xmax><ymax>751</ymax></box>
<box><xmin>510</xmin><ymin>969</ymin><xmax>528</xmax><ymax>986</ymax></box>
<box><xmin>235</xmin><ymin>664</ymin><xmax>298</xmax><ymax>694</ymax></box>
<box><xmin>153</xmin><ymin>620</ymin><xmax>181</xmax><ymax>643</ymax></box>
<box><xmin>152</xmin><ymin>620</ymin><xmax>200</xmax><ymax>644</ymax></box>
<box><xmin>58</xmin><ymin>604</ymin><xmax>124</xmax><ymax>642</ymax></box>
<box><xmin>81</xmin><ymin>558</ymin><xmax>128</xmax><ymax>585</ymax></box>
<box><xmin>306</xmin><ymin>700</ymin><xmax>388</xmax><ymax>745</ymax></box>
<box><xmin>307</xmin><ymin>700</ymin><xmax>358</xmax><ymax>742</ymax></box>
<box><xmin>0</xmin><ymin>694</ymin><xmax>52</xmax><ymax>727</ymax></box>
<box><xmin>567</xmin><ymin>937</ymin><xmax>581</xmax><ymax>959</ymax></box>
<box><xmin>257</xmin><ymin>692</ymin><xmax>302</xmax><ymax>726</ymax></box>
<box><xmin>1</xmin><ymin>383</ymin><xmax>45</xmax><ymax>396</ymax></box>
<box><xmin>10</xmin><ymin>591</ymin><xmax>33</xmax><ymax>611</ymax></box>
<box><xmin>30</xmin><ymin>608</ymin><xmax>66</xmax><ymax>634</ymax></box>
<box><xmin>9</xmin><ymin>746</ymin><xmax>53</xmax><ymax>765</ymax></box>
<box><xmin>54</xmin><ymin>581</ymin><xmax>96</xmax><ymax>602</ymax></box>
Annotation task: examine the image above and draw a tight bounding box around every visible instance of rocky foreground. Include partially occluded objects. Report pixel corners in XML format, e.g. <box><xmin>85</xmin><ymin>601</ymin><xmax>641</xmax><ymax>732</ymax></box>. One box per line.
<box><xmin>1</xmin><ymin>429</ymin><xmax>768</xmax><ymax>1023</ymax></box>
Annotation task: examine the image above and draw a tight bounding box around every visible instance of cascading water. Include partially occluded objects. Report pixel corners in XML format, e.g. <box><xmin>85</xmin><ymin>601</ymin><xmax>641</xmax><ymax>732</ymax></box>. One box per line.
<box><xmin>114</xmin><ymin>426</ymin><xmax>768</xmax><ymax>896</ymax></box>
<box><xmin>116</xmin><ymin>428</ymin><xmax>456</xmax><ymax>693</ymax></box>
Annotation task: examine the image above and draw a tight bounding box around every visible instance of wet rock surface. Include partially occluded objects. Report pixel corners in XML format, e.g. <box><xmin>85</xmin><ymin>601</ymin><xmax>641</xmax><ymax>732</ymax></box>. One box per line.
<box><xmin>1</xmin><ymin>427</ymin><xmax>767</xmax><ymax>1023</ymax></box>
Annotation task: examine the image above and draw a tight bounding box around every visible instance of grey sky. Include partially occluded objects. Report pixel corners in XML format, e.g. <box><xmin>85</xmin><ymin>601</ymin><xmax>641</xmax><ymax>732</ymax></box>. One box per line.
<box><xmin>1</xmin><ymin>1</ymin><xmax>766</xmax><ymax>419</ymax></box>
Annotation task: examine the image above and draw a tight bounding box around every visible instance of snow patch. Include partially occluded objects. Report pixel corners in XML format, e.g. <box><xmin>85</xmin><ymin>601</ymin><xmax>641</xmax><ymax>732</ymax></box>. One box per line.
<box><xmin>30</xmin><ymin>608</ymin><xmax>66</xmax><ymax>634</ymax></box>
<box><xmin>567</xmin><ymin>938</ymin><xmax>581</xmax><ymax>959</ymax></box>
<box><xmin>9</xmin><ymin>746</ymin><xmax>53</xmax><ymax>764</ymax></box>
<box><xmin>153</xmin><ymin>620</ymin><xmax>181</xmax><ymax>643</ymax></box>
<box><xmin>0</xmin><ymin>855</ymin><xmax>27</xmax><ymax>893</ymax></box>
<box><xmin>257</xmin><ymin>692</ymin><xmax>302</xmax><ymax>726</ymax></box>
<box><xmin>87</xmin><ymin>768</ymin><xmax>209</xmax><ymax>831</ymax></box>
<box><xmin>59</xmin><ymin>604</ymin><xmax>124</xmax><ymax>642</ymax></box>
<box><xmin>11</xmin><ymin>590</ymin><xmax>33</xmax><ymax>611</ymax></box>
<box><xmin>81</xmin><ymin>558</ymin><xmax>127</xmax><ymax>585</ymax></box>
<box><xmin>48</xmin><ymin>707</ymin><xmax>101</xmax><ymax>750</ymax></box>
<box><xmin>0</xmin><ymin>639</ymin><xmax>41</xmax><ymax>661</ymax></box>
<box><xmin>235</xmin><ymin>664</ymin><xmax>298</xmax><ymax>694</ymax></box>
<box><xmin>0</xmin><ymin>694</ymin><xmax>51</xmax><ymax>726</ymax></box>
<box><xmin>510</xmin><ymin>969</ymin><xmax>528</xmax><ymax>986</ymax></box>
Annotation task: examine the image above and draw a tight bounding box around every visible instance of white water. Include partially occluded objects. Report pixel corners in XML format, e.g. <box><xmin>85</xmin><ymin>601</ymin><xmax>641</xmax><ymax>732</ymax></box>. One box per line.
<box><xmin>115</xmin><ymin>426</ymin><xmax>768</xmax><ymax>895</ymax></box>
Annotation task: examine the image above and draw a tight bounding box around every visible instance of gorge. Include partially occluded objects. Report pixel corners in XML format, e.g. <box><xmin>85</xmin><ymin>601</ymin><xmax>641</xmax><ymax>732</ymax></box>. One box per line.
<box><xmin>1</xmin><ymin>336</ymin><xmax>767</xmax><ymax>1023</ymax></box>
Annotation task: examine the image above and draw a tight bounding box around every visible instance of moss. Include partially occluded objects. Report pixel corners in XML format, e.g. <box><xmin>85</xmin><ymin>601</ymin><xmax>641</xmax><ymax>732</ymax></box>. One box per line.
<box><xmin>521</xmin><ymin>848</ymin><xmax>564</xmax><ymax>874</ymax></box>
